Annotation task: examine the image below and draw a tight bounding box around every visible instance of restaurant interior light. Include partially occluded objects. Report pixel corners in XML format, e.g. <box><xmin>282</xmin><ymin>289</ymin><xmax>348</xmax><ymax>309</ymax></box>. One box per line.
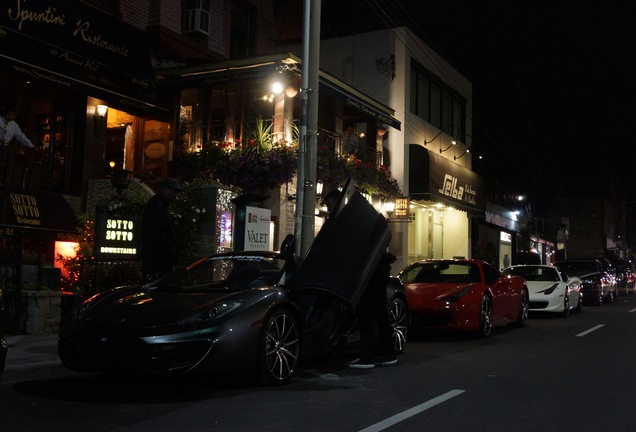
<box><xmin>96</xmin><ymin>104</ymin><xmax>108</xmax><ymax>118</ymax></box>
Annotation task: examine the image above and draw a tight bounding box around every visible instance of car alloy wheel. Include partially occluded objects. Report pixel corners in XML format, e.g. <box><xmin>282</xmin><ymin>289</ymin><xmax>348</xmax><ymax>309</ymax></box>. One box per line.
<box><xmin>478</xmin><ymin>294</ymin><xmax>492</xmax><ymax>337</ymax></box>
<box><xmin>562</xmin><ymin>291</ymin><xmax>570</xmax><ymax>318</ymax></box>
<box><xmin>515</xmin><ymin>289</ymin><xmax>529</xmax><ymax>326</ymax></box>
<box><xmin>259</xmin><ymin>309</ymin><xmax>300</xmax><ymax>385</ymax></box>
<box><xmin>389</xmin><ymin>297</ymin><xmax>409</xmax><ymax>353</ymax></box>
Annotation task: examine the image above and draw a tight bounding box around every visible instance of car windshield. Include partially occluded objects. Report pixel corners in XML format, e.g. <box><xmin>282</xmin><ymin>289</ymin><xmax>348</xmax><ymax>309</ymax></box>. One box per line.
<box><xmin>504</xmin><ymin>266</ymin><xmax>559</xmax><ymax>282</ymax></box>
<box><xmin>401</xmin><ymin>262</ymin><xmax>481</xmax><ymax>284</ymax></box>
<box><xmin>150</xmin><ymin>255</ymin><xmax>287</xmax><ymax>292</ymax></box>
<box><xmin>555</xmin><ymin>261</ymin><xmax>597</xmax><ymax>275</ymax></box>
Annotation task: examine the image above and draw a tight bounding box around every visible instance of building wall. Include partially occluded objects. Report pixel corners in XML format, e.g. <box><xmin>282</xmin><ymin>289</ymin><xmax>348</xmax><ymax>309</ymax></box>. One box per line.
<box><xmin>319</xmin><ymin>27</ymin><xmax>474</xmax><ymax>271</ymax></box>
<box><xmin>443</xmin><ymin>210</ymin><xmax>470</xmax><ymax>259</ymax></box>
<box><xmin>120</xmin><ymin>0</ymin><xmax>151</xmax><ymax>29</ymax></box>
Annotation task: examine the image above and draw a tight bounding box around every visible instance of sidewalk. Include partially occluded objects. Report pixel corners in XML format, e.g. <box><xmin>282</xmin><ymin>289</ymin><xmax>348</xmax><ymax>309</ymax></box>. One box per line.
<box><xmin>1</xmin><ymin>334</ymin><xmax>64</xmax><ymax>382</ymax></box>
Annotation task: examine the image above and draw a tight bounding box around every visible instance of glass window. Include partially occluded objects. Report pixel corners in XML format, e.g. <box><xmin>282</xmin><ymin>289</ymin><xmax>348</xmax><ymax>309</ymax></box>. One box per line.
<box><xmin>483</xmin><ymin>264</ymin><xmax>501</xmax><ymax>284</ymax></box>
<box><xmin>430</xmin><ymin>83</ymin><xmax>441</xmax><ymax>128</ymax></box>
<box><xmin>230</xmin><ymin>2</ymin><xmax>253</xmax><ymax>58</ymax></box>
<box><xmin>409</xmin><ymin>60</ymin><xmax>466</xmax><ymax>140</ymax></box>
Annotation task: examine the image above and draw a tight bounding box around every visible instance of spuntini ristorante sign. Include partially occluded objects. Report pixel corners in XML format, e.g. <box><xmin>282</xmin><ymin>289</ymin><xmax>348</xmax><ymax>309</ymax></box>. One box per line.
<box><xmin>0</xmin><ymin>0</ymin><xmax>153</xmax><ymax>91</ymax></box>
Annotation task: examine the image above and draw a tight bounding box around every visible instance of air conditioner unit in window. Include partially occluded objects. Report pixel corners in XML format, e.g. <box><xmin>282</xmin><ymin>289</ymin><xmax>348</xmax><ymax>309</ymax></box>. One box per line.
<box><xmin>185</xmin><ymin>8</ymin><xmax>210</xmax><ymax>36</ymax></box>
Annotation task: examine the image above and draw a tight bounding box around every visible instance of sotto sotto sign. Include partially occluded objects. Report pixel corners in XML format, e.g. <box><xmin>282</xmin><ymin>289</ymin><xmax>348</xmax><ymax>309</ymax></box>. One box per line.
<box><xmin>94</xmin><ymin>207</ymin><xmax>141</xmax><ymax>260</ymax></box>
<box><xmin>244</xmin><ymin>206</ymin><xmax>271</xmax><ymax>251</ymax></box>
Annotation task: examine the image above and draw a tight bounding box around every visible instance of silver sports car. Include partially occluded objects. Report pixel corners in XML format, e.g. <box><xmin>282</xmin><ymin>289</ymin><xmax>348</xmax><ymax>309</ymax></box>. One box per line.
<box><xmin>58</xmin><ymin>181</ymin><xmax>409</xmax><ymax>384</ymax></box>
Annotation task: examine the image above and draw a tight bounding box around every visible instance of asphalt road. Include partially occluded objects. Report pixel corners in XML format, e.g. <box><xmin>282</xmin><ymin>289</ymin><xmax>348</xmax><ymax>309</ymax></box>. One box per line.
<box><xmin>2</xmin><ymin>296</ymin><xmax>636</xmax><ymax>432</ymax></box>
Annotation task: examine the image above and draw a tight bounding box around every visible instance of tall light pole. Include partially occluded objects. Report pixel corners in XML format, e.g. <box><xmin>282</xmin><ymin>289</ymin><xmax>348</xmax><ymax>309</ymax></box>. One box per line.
<box><xmin>294</xmin><ymin>0</ymin><xmax>321</xmax><ymax>259</ymax></box>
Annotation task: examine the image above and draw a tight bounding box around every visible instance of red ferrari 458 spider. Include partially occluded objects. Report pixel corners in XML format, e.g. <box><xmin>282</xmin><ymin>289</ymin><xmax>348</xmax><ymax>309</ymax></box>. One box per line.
<box><xmin>398</xmin><ymin>259</ymin><xmax>529</xmax><ymax>337</ymax></box>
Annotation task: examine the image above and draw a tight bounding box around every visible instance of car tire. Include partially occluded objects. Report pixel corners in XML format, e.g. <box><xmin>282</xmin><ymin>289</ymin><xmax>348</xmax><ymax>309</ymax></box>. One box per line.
<box><xmin>514</xmin><ymin>289</ymin><xmax>529</xmax><ymax>327</ymax></box>
<box><xmin>561</xmin><ymin>291</ymin><xmax>570</xmax><ymax>318</ymax></box>
<box><xmin>258</xmin><ymin>309</ymin><xmax>300</xmax><ymax>385</ymax></box>
<box><xmin>389</xmin><ymin>297</ymin><xmax>409</xmax><ymax>354</ymax></box>
<box><xmin>575</xmin><ymin>293</ymin><xmax>583</xmax><ymax>312</ymax></box>
<box><xmin>478</xmin><ymin>294</ymin><xmax>492</xmax><ymax>337</ymax></box>
<box><xmin>595</xmin><ymin>289</ymin><xmax>603</xmax><ymax>306</ymax></box>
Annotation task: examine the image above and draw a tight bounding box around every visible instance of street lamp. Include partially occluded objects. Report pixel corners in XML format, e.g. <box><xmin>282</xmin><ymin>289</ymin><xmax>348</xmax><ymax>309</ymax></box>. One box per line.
<box><xmin>423</xmin><ymin>125</ymin><xmax>460</xmax><ymax>153</ymax></box>
<box><xmin>454</xmin><ymin>144</ymin><xmax>472</xmax><ymax>160</ymax></box>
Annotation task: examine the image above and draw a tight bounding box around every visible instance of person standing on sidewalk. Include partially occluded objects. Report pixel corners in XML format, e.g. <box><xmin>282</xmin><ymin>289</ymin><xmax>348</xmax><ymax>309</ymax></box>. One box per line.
<box><xmin>348</xmin><ymin>251</ymin><xmax>398</xmax><ymax>369</ymax></box>
<box><xmin>141</xmin><ymin>177</ymin><xmax>182</xmax><ymax>282</ymax></box>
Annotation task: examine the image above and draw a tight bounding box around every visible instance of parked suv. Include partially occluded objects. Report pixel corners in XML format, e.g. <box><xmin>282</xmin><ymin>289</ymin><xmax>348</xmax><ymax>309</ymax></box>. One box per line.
<box><xmin>553</xmin><ymin>259</ymin><xmax>616</xmax><ymax>305</ymax></box>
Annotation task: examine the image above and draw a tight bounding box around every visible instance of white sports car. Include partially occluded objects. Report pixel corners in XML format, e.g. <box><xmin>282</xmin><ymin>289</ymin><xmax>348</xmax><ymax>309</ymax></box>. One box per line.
<box><xmin>503</xmin><ymin>264</ymin><xmax>582</xmax><ymax>317</ymax></box>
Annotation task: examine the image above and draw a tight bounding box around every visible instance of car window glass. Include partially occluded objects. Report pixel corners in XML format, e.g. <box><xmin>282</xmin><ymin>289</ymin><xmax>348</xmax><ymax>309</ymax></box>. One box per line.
<box><xmin>403</xmin><ymin>262</ymin><xmax>479</xmax><ymax>284</ymax></box>
<box><xmin>175</xmin><ymin>257</ymin><xmax>285</xmax><ymax>292</ymax></box>
<box><xmin>483</xmin><ymin>264</ymin><xmax>500</xmax><ymax>284</ymax></box>
<box><xmin>400</xmin><ymin>266</ymin><xmax>422</xmax><ymax>283</ymax></box>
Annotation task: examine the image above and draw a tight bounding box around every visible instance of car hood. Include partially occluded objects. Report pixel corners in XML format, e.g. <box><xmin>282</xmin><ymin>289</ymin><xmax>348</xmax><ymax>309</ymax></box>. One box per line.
<box><xmin>81</xmin><ymin>286</ymin><xmax>266</xmax><ymax>329</ymax></box>
<box><xmin>525</xmin><ymin>281</ymin><xmax>560</xmax><ymax>294</ymax></box>
<box><xmin>292</xmin><ymin>180</ymin><xmax>391</xmax><ymax>310</ymax></box>
<box><xmin>405</xmin><ymin>282</ymin><xmax>473</xmax><ymax>301</ymax></box>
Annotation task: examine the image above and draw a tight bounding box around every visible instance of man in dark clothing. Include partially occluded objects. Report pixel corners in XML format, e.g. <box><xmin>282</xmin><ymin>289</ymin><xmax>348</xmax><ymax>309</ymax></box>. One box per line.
<box><xmin>348</xmin><ymin>251</ymin><xmax>398</xmax><ymax>368</ymax></box>
<box><xmin>141</xmin><ymin>177</ymin><xmax>182</xmax><ymax>282</ymax></box>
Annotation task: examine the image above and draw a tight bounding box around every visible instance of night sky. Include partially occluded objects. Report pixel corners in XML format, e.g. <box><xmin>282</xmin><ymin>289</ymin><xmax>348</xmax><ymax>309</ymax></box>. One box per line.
<box><xmin>319</xmin><ymin>1</ymin><xmax>636</xmax><ymax>200</ymax></box>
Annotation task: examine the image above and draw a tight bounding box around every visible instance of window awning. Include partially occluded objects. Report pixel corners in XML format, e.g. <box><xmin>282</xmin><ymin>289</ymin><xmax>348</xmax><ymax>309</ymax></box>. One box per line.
<box><xmin>409</xmin><ymin>144</ymin><xmax>485</xmax><ymax>215</ymax></box>
<box><xmin>0</xmin><ymin>188</ymin><xmax>79</xmax><ymax>242</ymax></box>
<box><xmin>0</xmin><ymin>0</ymin><xmax>165</xmax><ymax>115</ymax></box>
<box><xmin>318</xmin><ymin>73</ymin><xmax>401</xmax><ymax>130</ymax></box>
<box><xmin>155</xmin><ymin>52</ymin><xmax>401</xmax><ymax>130</ymax></box>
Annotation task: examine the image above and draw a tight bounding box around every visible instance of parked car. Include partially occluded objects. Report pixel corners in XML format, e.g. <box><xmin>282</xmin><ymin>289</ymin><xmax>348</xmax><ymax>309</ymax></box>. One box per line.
<box><xmin>502</xmin><ymin>264</ymin><xmax>582</xmax><ymax>317</ymax></box>
<box><xmin>607</xmin><ymin>257</ymin><xmax>633</xmax><ymax>296</ymax></box>
<box><xmin>595</xmin><ymin>257</ymin><xmax>619</xmax><ymax>295</ymax></box>
<box><xmin>397</xmin><ymin>259</ymin><xmax>529</xmax><ymax>337</ymax></box>
<box><xmin>553</xmin><ymin>259</ymin><xmax>615</xmax><ymax>305</ymax></box>
<box><xmin>625</xmin><ymin>260</ymin><xmax>636</xmax><ymax>292</ymax></box>
<box><xmin>58</xmin><ymin>181</ymin><xmax>409</xmax><ymax>385</ymax></box>
<box><xmin>0</xmin><ymin>288</ymin><xmax>6</xmax><ymax>379</ymax></box>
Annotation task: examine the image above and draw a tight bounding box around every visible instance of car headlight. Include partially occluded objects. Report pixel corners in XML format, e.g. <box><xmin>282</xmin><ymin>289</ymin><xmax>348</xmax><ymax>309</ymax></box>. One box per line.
<box><xmin>440</xmin><ymin>285</ymin><xmax>473</xmax><ymax>303</ymax></box>
<box><xmin>75</xmin><ymin>292</ymin><xmax>104</xmax><ymax>318</ymax></box>
<box><xmin>542</xmin><ymin>283</ymin><xmax>559</xmax><ymax>295</ymax></box>
<box><xmin>179</xmin><ymin>301</ymin><xmax>243</xmax><ymax>324</ymax></box>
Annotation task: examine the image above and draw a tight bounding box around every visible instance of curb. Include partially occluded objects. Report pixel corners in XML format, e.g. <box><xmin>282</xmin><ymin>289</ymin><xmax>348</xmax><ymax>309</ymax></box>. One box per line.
<box><xmin>1</xmin><ymin>334</ymin><xmax>63</xmax><ymax>382</ymax></box>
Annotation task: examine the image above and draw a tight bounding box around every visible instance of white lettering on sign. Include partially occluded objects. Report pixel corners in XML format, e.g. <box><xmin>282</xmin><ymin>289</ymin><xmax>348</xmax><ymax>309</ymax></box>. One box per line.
<box><xmin>439</xmin><ymin>174</ymin><xmax>464</xmax><ymax>200</ymax></box>
<box><xmin>8</xmin><ymin>0</ymin><xmax>66</xmax><ymax>31</ymax></box>
<box><xmin>438</xmin><ymin>173</ymin><xmax>479</xmax><ymax>206</ymax></box>
<box><xmin>246</xmin><ymin>230</ymin><xmax>268</xmax><ymax>244</ymax></box>
<box><xmin>100</xmin><ymin>247</ymin><xmax>137</xmax><ymax>255</ymax></box>
<box><xmin>10</xmin><ymin>192</ymin><xmax>40</xmax><ymax>219</ymax></box>
<box><xmin>105</xmin><ymin>218</ymin><xmax>134</xmax><ymax>241</ymax></box>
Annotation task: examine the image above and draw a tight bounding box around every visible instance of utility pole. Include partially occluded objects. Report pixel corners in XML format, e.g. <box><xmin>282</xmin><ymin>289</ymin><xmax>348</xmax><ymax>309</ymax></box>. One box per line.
<box><xmin>295</xmin><ymin>0</ymin><xmax>321</xmax><ymax>259</ymax></box>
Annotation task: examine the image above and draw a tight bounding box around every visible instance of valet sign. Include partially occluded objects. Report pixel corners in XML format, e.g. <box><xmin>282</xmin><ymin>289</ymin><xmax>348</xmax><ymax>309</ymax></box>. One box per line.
<box><xmin>94</xmin><ymin>207</ymin><xmax>141</xmax><ymax>259</ymax></box>
<box><xmin>244</xmin><ymin>206</ymin><xmax>271</xmax><ymax>251</ymax></box>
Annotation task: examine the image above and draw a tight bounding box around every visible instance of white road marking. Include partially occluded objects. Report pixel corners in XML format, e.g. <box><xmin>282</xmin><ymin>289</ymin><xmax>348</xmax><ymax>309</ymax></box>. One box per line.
<box><xmin>629</xmin><ymin>307</ymin><xmax>636</xmax><ymax>313</ymax></box>
<box><xmin>357</xmin><ymin>389</ymin><xmax>466</xmax><ymax>432</ymax></box>
<box><xmin>576</xmin><ymin>324</ymin><xmax>605</xmax><ymax>337</ymax></box>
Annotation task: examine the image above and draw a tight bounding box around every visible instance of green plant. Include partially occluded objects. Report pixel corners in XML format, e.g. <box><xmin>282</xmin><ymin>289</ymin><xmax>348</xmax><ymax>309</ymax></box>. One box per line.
<box><xmin>317</xmin><ymin>146</ymin><xmax>401</xmax><ymax>198</ymax></box>
<box><xmin>175</xmin><ymin>119</ymin><xmax>401</xmax><ymax>197</ymax></box>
